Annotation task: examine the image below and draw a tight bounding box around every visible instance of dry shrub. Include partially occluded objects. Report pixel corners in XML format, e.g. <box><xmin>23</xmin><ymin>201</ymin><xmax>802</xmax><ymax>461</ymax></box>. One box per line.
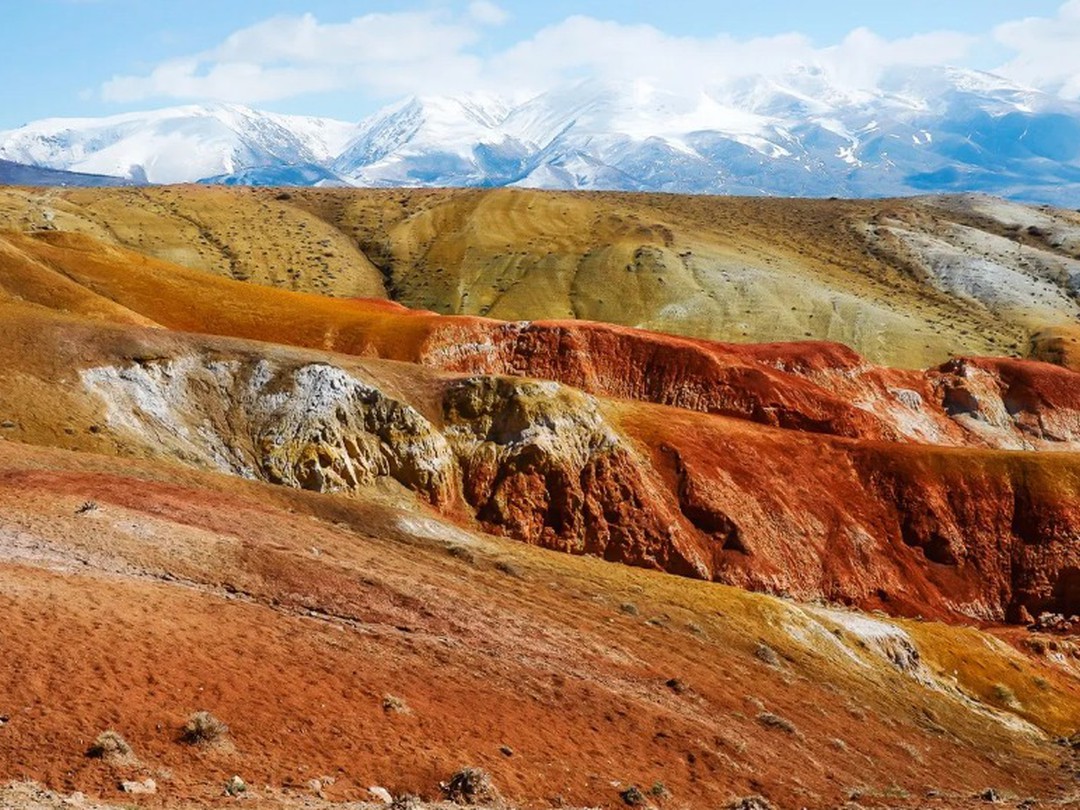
<box><xmin>86</xmin><ymin>729</ymin><xmax>135</xmax><ymax>763</ymax></box>
<box><xmin>444</xmin><ymin>766</ymin><xmax>499</xmax><ymax>805</ymax></box>
<box><xmin>181</xmin><ymin>711</ymin><xmax>228</xmax><ymax>745</ymax></box>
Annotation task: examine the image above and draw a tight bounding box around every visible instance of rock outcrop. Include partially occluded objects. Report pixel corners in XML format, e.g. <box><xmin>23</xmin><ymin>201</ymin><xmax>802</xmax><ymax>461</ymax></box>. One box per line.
<box><xmin>81</xmin><ymin>356</ymin><xmax>458</xmax><ymax>504</ymax></box>
<box><xmin>69</xmin><ymin>333</ymin><xmax>1080</xmax><ymax>624</ymax></box>
<box><xmin>443</xmin><ymin>376</ymin><xmax>706</xmax><ymax>576</ymax></box>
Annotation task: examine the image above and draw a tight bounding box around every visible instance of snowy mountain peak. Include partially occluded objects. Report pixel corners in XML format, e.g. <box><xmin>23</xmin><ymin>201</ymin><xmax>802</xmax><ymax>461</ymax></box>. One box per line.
<box><xmin>3</xmin><ymin>66</ymin><xmax>1080</xmax><ymax>202</ymax></box>
<box><xmin>0</xmin><ymin>104</ymin><xmax>357</xmax><ymax>184</ymax></box>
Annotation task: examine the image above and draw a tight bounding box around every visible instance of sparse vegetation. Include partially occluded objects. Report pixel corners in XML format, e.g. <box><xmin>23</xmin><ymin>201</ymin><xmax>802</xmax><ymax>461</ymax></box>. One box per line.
<box><xmin>727</xmin><ymin>796</ymin><xmax>775</xmax><ymax>810</ymax></box>
<box><xmin>494</xmin><ymin>559</ymin><xmax>522</xmax><ymax>578</ymax></box>
<box><xmin>754</xmin><ymin>642</ymin><xmax>780</xmax><ymax>666</ymax></box>
<box><xmin>444</xmin><ymin>766</ymin><xmax>498</xmax><ymax>805</ymax></box>
<box><xmin>180</xmin><ymin>710</ymin><xmax>228</xmax><ymax>745</ymax></box>
<box><xmin>447</xmin><ymin>545</ymin><xmax>476</xmax><ymax>565</ymax></box>
<box><xmin>991</xmin><ymin>683</ymin><xmax>1020</xmax><ymax>709</ymax></box>
<box><xmin>649</xmin><ymin>781</ymin><xmax>671</xmax><ymax>799</ymax></box>
<box><xmin>3</xmin><ymin>187</ymin><xmax>1080</xmax><ymax>810</ymax></box>
<box><xmin>619</xmin><ymin>785</ymin><xmax>645</xmax><ymax>806</ymax></box>
<box><xmin>86</xmin><ymin>729</ymin><xmax>134</xmax><ymax>762</ymax></box>
<box><xmin>757</xmin><ymin>711</ymin><xmax>798</xmax><ymax>734</ymax></box>
<box><xmin>75</xmin><ymin>500</ymin><xmax>99</xmax><ymax>515</ymax></box>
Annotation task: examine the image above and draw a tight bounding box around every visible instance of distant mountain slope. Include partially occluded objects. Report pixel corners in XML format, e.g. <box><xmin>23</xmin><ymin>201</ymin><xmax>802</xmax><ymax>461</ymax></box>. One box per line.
<box><xmin>0</xmin><ymin>158</ymin><xmax>134</xmax><ymax>187</ymax></box>
<box><xmin>0</xmin><ymin>103</ymin><xmax>357</xmax><ymax>184</ymax></box>
<box><xmin>3</xmin><ymin>67</ymin><xmax>1080</xmax><ymax>200</ymax></box>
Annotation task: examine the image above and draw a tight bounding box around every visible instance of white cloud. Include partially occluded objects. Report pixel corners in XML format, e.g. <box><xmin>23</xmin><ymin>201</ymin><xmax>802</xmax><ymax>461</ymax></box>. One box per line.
<box><xmin>98</xmin><ymin>5</ymin><xmax>1038</xmax><ymax>110</ymax></box>
<box><xmin>103</xmin><ymin>59</ymin><xmax>339</xmax><ymax>104</ymax></box>
<box><xmin>468</xmin><ymin>1</ymin><xmax>508</xmax><ymax>26</ymax></box>
<box><xmin>488</xmin><ymin>17</ymin><xmax>812</xmax><ymax>95</ymax></box>
<box><xmin>102</xmin><ymin>10</ymin><xmax>484</xmax><ymax>103</ymax></box>
<box><xmin>822</xmin><ymin>27</ymin><xmax>976</xmax><ymax>88</ymax></box>
<box><xmin>994</xmin><ymin>0</ymin><xmax>1080</xmax><ymax>98</ymax></box>
<box><xmin>489</xmin><ymin>18</ymin><xmax>974</xmax><ymax>99</ymax></box>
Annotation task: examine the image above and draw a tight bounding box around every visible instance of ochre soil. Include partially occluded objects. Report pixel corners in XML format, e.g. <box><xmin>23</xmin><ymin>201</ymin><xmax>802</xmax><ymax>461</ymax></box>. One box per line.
<box><xmin>0</xmin><ymin>442</ymin><xmax>1077</xmax><ymax>809</ymax></box>
<box><xmin>2</xmin><ymin>186</ymin><xmax>1080</xmax><ymax>369</ymax></box>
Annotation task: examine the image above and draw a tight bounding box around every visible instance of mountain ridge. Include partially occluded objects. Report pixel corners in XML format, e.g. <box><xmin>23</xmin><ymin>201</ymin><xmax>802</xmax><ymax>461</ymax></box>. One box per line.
<box><xmin>3</xmin><ymin>66</ymin><xmax>1080</xmax><ymax>201</ymax></box>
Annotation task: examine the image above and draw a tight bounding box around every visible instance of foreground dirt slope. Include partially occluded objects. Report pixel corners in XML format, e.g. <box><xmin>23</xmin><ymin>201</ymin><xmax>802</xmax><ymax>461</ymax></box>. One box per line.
<box><xmin>0</xmin><ymin>440</ymin><xmax>1078</xmax><ymax>810</ymax></box>
<box><xmin>2</xmin><ymin>186</ymin><xmax>1080</xmax><ymax>369</ymax></box>
<box><xmin>0</xmin><ymin>233</ymin><xmax>1078</xmax><ymax>623</ymax></box>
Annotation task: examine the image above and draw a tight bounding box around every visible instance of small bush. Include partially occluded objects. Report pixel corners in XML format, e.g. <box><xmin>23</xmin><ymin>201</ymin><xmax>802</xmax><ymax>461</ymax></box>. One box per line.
<box><xmin>620</xmin><ymin>785</ymin><xmax>645</xmax><ymax>806</ymax></box>
<box><xmin>757</xmin><ymin>712</ymin><xmax>797</xmax><ymax>734</ymax></box>
<box><xmin>494</xmin><ymin>560</ymin><xmax>522</xmax><ymax>578</ymax></box>
<box><xmin>448</xmin><ymin>545</ymin><xmax>476</xmax><ymax>565</ymax></box>
<box><xmin>382</xmin><ymin>694</ymin><xmax>410</xmax><ymax>714</ymax></box>
<box><xmin>181</xmin><ymin>711</ymin><xmax>228</xmax><ymax>745</ymax></box>
<box><xmin>665</xmin><ymin>678</ymin><xmax>687</xmax><ymax>694</ymax></box>
<box><xmin>87</xmin><ymin>730</ymin><xmax>134</xmax><ymax>762</ymax></box>
<box><xmin>75</xmin><ymin>501</ymin><xmax>99</xmax><ymax>515</ymax></box>
<box><xmin>991</xmin><ymin>683</ymin><xmax>1020</xmax><ymax>708</ymax></box>
<box><xmin>444</xmin><ymin>766</ymin><xmax>498</xmax><ymax>805</ymax></box>
<box><xmin>649</xmin><ymin>781</ymin><xmax>671</xmax><ymax>798</ymax></box>
<box><xmin>754</xmin><ymin>643</ymin><xmax>780</xmax><ymax>667</ymax></box>
<box><xmin>727</xmin><ymin>797</ymin><xmax>775</xmax><ymax>810</ymax></box>
<box><xmin>391</xmin><ymin>796</ymin><xmax>421</xmax><ymax>810</ymax></box>
<box><xmin>619</xmin><ymin>602</ymin><xmax>639</xmax><ymax>616</ymax></box>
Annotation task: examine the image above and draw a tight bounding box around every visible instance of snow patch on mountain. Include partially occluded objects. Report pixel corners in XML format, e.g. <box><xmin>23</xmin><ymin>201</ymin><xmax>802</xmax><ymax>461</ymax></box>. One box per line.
<box><xmin>0</xmin><ymin>104</ymin><xmax>357</xmax><ymax>184</ymax></box>
<box><xmin>3</xmin><ymin>66</ymin><xmax>1080</xmax><ymax>201</ymax></box>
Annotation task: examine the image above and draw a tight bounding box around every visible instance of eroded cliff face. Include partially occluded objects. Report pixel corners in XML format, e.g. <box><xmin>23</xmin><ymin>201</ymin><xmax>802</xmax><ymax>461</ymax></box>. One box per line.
<box><xmin>74</xmin><ymin>341</ymin><xmax>1080</xmax><ymax>625</ymax></box>
<box><xmin>416</xmin><ymin>320</ymin><xmax>1080</xmax><ymax>452</ymax></box>
<box><xmin>442</xmin><ymin>377</ymin><xmax>706</xmax><ymax>576</ymax></box>
<box><xmin>81</xmin><ymin>357</ymin><xmax>458</xmax><ymax>504</ymax></box>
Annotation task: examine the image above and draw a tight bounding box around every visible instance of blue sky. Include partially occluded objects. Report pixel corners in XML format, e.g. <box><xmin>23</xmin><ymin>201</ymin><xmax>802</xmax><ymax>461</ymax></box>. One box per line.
<box><xmin>2</xmin><ymin>1</ymin><xmax>1076</xmax><ymax>128</ymax></box>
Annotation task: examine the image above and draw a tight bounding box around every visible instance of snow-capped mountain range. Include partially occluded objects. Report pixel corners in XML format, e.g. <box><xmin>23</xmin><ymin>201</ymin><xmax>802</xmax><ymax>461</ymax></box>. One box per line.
<box><xmin>4</xmin><ymin>66</ymin><xmax>1080</xmax><ymax>202</ymax></box>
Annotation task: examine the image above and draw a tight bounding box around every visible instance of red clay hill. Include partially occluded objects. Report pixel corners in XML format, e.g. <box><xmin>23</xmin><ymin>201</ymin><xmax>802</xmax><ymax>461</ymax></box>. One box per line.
<box><xmin>0</xmin><ymin>190</ymin><xmax>1078</xmax><ymax>808</ymax></box>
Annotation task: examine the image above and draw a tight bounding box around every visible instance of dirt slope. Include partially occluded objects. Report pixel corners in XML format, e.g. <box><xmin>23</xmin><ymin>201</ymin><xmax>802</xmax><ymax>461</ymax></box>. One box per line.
<box><xmin>0</xmin><ymin>276</ymin><xmax>1077</xmax><ymax>624</ymax></box>
<box><xmin>0</xmin><ymin>441</ymin><xmax>1078</xmax><ymax>809</ymax></box>
<box><xmin>2</xmin><ymin>187</ymin><xmax>1080</xmax><ymax>369</ymax></box>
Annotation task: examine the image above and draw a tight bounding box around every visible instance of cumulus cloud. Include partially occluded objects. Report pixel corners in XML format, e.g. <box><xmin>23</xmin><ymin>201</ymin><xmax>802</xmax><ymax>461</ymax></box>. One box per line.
<box><xmin>104</xmin><ymin>4</ymin><xmax>1059</xmax><ymax>110</ymax></box>
<box><xmin>102</xmin><ymin>10</ymin><xmax>484</xmax><ymax>103</ymax></box>
<box><xmin>994</xmin><ymin>0</ymin><xmax>1080</xmax><ymax>98</ymax></box>
<box><xmin>489</xmin><ymin>18</ymin><xmax>974</xmax><ymax>98</ymax></box>
<box><xmin>821</xmin><ymin>27</ymin><xmax>975</xmax><ymax>88</ymax></box>
<box><xmin>468</xmin><ymin>1</ymin><xmax>508</xmax><ymax>26</ymax></box>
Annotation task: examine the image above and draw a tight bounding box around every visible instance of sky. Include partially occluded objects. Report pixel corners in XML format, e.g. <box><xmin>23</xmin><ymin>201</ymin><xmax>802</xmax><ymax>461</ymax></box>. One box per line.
<box><xmin>3</xmin><ymin>0</ymin><xmax>1080</xmax><ymax>128</ymax></box>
